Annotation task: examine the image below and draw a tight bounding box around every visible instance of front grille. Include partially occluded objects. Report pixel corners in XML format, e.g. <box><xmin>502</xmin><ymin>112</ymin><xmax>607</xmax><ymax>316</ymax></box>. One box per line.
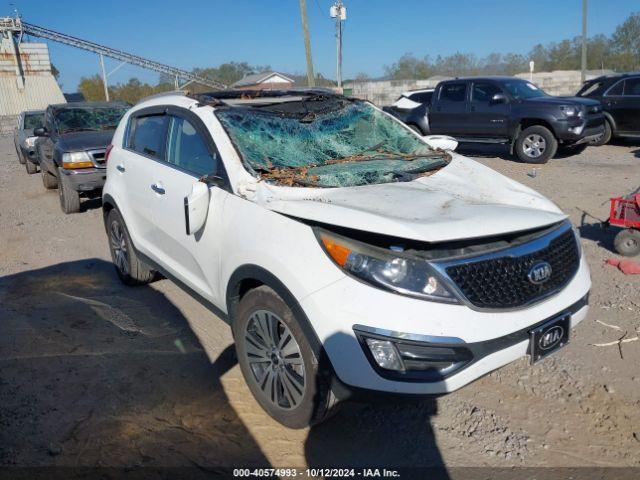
<box><xmin>445</xmin><ymin>228</ymin><xmax>580</xmax><ymax>309</ymax></box>
<box><xmin>88</xmin><ymin>149</ymin><xmax>106</xmax><ymax>168</ymax></box>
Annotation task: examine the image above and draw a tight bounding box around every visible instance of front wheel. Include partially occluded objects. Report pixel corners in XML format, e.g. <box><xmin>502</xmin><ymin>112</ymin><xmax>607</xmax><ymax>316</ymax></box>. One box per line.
<box><xmin>233</xmin><ymin>286</ymin><xmax>335</xmax><ymax>428</ymax></box>
<box><xmin>515</xmin><ymin>126</ymin><xmax>558</xmax><ymax>164</ymax></box>
<box><xmin>614</xmin><ymin>229</ymin><xmax>640</xmax><ymax>257</ymax></box>
<box><xmin>16</xmin><ymin>147</ymin><xmax>26</xmax><ymax>165</ymax></box>
<box><xmin>106</xmin><ymin>209</ymin><xmax>155</xmax><ymax>285</ymax></box>
<box><xmin>58</xmin><ymin>174</ymin><xmax>80</xmax><ymax>214</ymax></box>
<box><xmin>590</xmin><ymin>120</ymin><xmax>612</xmax><ymax>146</ymax></box>
<box><xmin>25</xmin><ymin>159</ymin><xmax>37</xmax><ymax>174</ymax></box>
<box><xmin>42</xmin><ymin>168</ymin><xmax>58</xmax><ymax>190</ymax></box>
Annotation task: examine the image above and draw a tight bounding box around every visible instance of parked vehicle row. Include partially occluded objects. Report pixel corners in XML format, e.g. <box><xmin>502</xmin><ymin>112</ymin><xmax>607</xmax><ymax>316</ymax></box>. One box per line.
<box><xmin>385</xmin><ymin>76</ymin><xmax>606</xmax><ymax>164</ymax></box>
<box><xmin>98</xmin><ymin>89</ymin><xmax>590</xmax><ymax>428</ymax></box>
<box><xmin>15</xmin><ymin>101</ymin><xmax>129</xmax><ymax>213</ymax></box>
<box><xmin>577</xmin><ymin>72</ymin><xmax>640</xmax><ymax>146</ymax></box>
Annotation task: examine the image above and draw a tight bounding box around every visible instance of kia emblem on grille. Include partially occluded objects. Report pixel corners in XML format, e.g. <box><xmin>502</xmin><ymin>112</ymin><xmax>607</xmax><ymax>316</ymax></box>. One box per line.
<box><xmin>539</xmin><ymin>325</ymin><xmax>564</xmax><ymax>350</ymax></box>
<box><xmin>528</xmin><ymin>261</ymin><xmax>552</xmax><ymax>284</ymax></box>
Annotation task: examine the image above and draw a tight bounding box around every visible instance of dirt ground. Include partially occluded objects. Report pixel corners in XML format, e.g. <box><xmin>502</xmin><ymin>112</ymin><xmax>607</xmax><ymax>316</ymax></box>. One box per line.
<box><xmin>1</xmin><ymin>135</ymin><xmax>639</xmax><ymax>474</ymax></box>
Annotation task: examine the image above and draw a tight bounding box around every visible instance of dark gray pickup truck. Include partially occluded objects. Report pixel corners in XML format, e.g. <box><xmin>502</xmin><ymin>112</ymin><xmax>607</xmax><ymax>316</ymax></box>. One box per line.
<box><xmin>34</xmin><ymin>101</ymin><xmax>129</xmax><ymax>214</ymax></box>
<box><xmin>387</xmin><ymin>77</ymin><xmax>605</xmax><ymax>164</ymax></box>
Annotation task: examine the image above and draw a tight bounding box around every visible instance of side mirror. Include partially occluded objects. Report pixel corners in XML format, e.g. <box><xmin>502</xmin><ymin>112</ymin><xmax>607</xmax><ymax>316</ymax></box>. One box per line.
<box><xmin>422</xmin><ymin>135</ymin><xmax>458</xmax><ymax>151</ymax></box>
<box><xmin>184</xmin><ymin>181</ymin><xmax>210</xmax><ymax>235</ymax></box>
<box><xmin>491</xmin><ymin>93</ymin><xmax>507</xmax><ymax>104</ymax></box>
<box><xmin>34</xmin><ymin>127</ymin><xmax>48</xmax><ymax>137</ymax></box>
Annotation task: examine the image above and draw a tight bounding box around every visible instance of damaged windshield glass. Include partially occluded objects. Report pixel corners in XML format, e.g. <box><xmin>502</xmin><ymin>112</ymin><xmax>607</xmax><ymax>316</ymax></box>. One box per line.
<box><xmin>55</xmin><ymin>106</ymin><xmax>129</xmax><ymax>134</ymax></box>
<box><xmin>215</xmin><ymin>100</ymin><xmax>450</xmax><ymax>188</ymax></box>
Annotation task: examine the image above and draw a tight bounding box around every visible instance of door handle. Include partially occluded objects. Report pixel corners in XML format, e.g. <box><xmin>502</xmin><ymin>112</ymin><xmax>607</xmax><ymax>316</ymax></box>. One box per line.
<box><xmin>116</xmin><ymin>164</ymin><xmax>125</xmax><ymax>173</ymax></box>
<box><xmin>151</xmin><ymin>183</ymin><xmax>165</xmax><ymax>195</ymax></box>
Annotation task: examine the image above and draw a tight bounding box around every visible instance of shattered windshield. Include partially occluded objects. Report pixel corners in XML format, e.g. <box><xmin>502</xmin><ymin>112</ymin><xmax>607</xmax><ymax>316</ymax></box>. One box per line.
<box><xmin>216</xmin><ymin>99</ymin><xmax>449</xmax><ymax>188</ymax></box>
<box><xmin>55</xmin><ymin>107</ymin><xmax>129</xmax><ymax>134</ymax></box>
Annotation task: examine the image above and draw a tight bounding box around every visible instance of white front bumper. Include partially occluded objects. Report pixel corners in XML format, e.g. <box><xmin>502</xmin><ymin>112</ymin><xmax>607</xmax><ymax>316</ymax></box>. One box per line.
<box><xmin>300</xmin><ymin>256</ymin><xmax>591</xmax><ymax>394</ymax></box>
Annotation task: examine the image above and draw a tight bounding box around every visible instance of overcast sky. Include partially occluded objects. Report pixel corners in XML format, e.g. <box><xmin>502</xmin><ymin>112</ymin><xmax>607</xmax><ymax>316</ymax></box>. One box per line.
<box><xmin>6</xmin><ymin>0</ymin><xmax>639</xmax><ymax>91</ymax></box>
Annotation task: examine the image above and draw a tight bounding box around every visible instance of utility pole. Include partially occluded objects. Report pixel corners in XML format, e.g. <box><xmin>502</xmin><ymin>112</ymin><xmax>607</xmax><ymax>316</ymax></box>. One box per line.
<box><xmin>330</xmin><ymin>1</ymin><xmax>346</xmax><ymax>89</ymax></box>
<box><xmin>99</xmin><ymin>53</ymin><xmax>109</xmax><ymax>101</ymax></box>
<box><xmin>581</xmin><ymin>0</ymin><xmax>588</xmax><ymax>84</ymax></box>
<box><xmin>298</xmin><ymin>0</ymin><xmax>315</xmax><ymax>87</ymax></box>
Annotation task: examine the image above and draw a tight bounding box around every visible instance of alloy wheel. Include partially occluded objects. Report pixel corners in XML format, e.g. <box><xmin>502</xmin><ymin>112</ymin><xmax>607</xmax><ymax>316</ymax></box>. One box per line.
<box><xmin>523</xmin><ymin>134</ymin><xmax>547</xmax><ymax>158</ymax></box>
<box><xmin>109</xmin><ymin>220</ymin><xmax>129</xmax><ymax>275</ymax></box>
<box><xmin>244</xmin><ymin>309</ymin><xmax>306</xmax><ymax>410</ymax></box>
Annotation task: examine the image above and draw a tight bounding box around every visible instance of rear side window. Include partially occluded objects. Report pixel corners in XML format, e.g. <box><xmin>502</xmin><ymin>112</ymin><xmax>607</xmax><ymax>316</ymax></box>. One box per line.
<box><xmin>129</xmin><ymin>114</ymin><xmax>168</xmax><ymax>159</ymax></box>
<box><xmin>606</xmin><ymin>80</ymin><xmax>624</xmax><ymax>96</ymax></box>
<box><xmin>577</xmin><ymin>81</ymin><xmax>605</xmax><ymax>97</ymax></box>
<box><xmin>623</xmin><ymin>78</ymin><xmax>640</xmax><ymax>96</ymax></box>
<box><xmin>408</xmin><ymin>91</ymin><xmax>433</xmax><ymax>103</ymax></box>
<box><xmin>166</xmin><ymin>116</ymin><xmax>217</xmax><ymax>176</ymax></box>
<box><xmin>472</xmin><ymin>83</ymin><xmax>502</xmax><ymax>102</ymax></box>
<box><xmin>440</xmin><ymin>83</ymin><xmax>467</xmax><ymax>102</ymax></box>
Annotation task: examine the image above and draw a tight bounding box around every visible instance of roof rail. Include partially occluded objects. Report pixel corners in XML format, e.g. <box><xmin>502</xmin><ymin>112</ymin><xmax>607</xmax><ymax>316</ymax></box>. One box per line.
<box><xmin>137</xmin><ymin>90</ymin><xmax>187</xmax><ymax>103</ymax></box>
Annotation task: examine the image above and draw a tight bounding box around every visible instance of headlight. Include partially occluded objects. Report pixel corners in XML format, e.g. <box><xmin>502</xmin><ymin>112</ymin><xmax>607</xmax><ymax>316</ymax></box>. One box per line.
<box><xmin>25</xmin><ymin>136</ymin><xmax>37</xmax><ymax>147</ymax></box>
<box><xmin>317</xmin><ymin>230</ymin><xmax>459</xmax><ymax>303</ymax></box>
<box><xmin>62</xmin><ymin>151</ymin><xmax>93</xmax><ymax>169</ymax></box>
<box><xmin>560</xmin><ymin>105</ymin><xmax>580</xmax><ymax>117</ymax></box>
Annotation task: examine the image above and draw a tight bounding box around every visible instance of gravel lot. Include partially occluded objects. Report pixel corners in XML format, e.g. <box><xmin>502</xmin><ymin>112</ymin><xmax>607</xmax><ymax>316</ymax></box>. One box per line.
<box><xmin>1</xmin><ymin>135</ymin><xmax>639</xmax><ymax>473</ymax></box>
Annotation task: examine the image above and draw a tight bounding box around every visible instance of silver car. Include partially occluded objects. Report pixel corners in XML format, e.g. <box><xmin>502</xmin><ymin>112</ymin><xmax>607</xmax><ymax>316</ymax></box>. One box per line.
<box><xmin>13</xmin><ymin>110</ymin><xmax>44</xmax><ymax>173</ymax></box>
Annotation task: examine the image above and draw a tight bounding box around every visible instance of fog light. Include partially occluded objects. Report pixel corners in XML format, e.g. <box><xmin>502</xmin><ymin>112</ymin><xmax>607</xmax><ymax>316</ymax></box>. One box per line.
<box><xmin>365</xmin><ymin>338</ymin><xmax>404</xmax><ymax>371</ymax></box>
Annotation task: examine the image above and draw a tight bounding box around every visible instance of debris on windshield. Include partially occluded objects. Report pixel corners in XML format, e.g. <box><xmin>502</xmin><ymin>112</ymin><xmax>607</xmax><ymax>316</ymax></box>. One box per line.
<box><xmin>217</xmin><ymin>100</ymin><xmax>452</xmax><ymax>188</ymax></box>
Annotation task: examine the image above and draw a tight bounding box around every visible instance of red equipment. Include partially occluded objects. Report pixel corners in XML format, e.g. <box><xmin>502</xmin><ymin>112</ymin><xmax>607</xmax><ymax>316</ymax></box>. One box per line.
<box><xmin>608</xmin><ymin>191</ymin><xmax>640</xmax><ymax>256</ymax></box>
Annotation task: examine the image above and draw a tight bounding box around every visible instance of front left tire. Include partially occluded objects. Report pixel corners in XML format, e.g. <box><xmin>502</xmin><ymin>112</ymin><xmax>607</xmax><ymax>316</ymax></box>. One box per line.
<box><xmin>58</xmin><ymin>174</ymin><xmax>80</xmax><ymax>214</ymax></box>
<box><xmin>106</xmin><ymin>209</ymin><xmax>155</xmax><ymax>285</ymax></box>
<box><xmin>515</xmin><ymin>125</ymin><xmax>558</xmax><ymax>164</ymax></box>
<box><xmin>233</xmin><ymin>286</ymin><xmax>335</xmax><ymax>428</ymax></box>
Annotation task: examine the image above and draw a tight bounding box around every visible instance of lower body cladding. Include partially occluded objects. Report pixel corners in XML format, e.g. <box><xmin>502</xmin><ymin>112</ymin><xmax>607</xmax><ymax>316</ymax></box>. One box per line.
<box><xmin>59</xmin><ymin>167</ymin><xmax>106</xmax><ymax>192</ymax></box>
<box><xmin>300</xmin><ymin>257</ymin><xmax>591</xmax><ymax>395</ymax></box>
<box><xmin>557</xmin><ymin>117</ymin><xmax>605</xmax><ymax>145</ymax></box>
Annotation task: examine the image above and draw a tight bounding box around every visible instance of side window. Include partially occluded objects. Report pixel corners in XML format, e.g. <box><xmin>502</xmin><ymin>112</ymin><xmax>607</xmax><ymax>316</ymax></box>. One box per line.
<box><xmin>408</xmin><ymin>92</ymin><xmax>433</xmax><ymax>104</ymax></box>
<box><xmin>606</xmin><ymin>80</ymin><xmax>624</xmax><ymax>96</ymax></box>
<box><xmin>439</xmin><ymin>83</ymin><xmax>467</xmax><ymax>102</ymax></box>
<box><xmin>623</xmin><ymin>78</ymin><xmax>640</xmax><ymax>96</ymax></box>
<box><xmin>129</xmin><ymin>114</ymin><xmax>169</xmax><ymax>159</ymax></box>
<box><xmin>472</xmin><ymin>83</ymin><xmax>502</xmax><ymax>102</ymax></box>
<box><xmin>166</xmin><ymin>116</ymin><xmax>217</xmax><ymax>176</ymax></box>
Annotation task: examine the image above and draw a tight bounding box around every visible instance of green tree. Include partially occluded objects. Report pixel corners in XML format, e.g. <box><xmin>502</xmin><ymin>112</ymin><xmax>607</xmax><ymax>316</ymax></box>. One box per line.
<box><xmin>610</xmin><ymin>11</ymin><xmax>640</xmax><ymax>70</ymax></box>
<box><xmin>383</xmin><ymin>54</ymin><xmax>431</xmax><ymax>80</ymax></box>
<box><xmin>78</xmin><ymin>74</ymin><xmax>109</xmax><ymax>101</ymax></box>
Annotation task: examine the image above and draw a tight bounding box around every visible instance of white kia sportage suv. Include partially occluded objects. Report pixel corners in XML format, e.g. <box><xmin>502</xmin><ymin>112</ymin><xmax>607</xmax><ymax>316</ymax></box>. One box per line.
<box><xmin>102</xmin><ymin>90</ymin><xmax>591</xmax><ymax>428</ymax></box>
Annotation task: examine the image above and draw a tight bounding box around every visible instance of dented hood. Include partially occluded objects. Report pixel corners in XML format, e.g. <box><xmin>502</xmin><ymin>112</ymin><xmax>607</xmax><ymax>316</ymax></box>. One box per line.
<box><xmin>250</xmin><ymin>154</ymin><xmax>567</xmax><ymax>243</ymax></box>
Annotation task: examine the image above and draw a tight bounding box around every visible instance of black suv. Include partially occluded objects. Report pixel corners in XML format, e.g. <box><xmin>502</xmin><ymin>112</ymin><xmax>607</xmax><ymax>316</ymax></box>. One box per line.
<box><xmin>394</xmin><ymin>77</ymin><xmax>605</xmax><ymax>164</ymax></box>
<box><xmin>34</xmin><ymin>102</ymin><xmax>129</xmax><ymax>214</ymax></box>
<box><xmin>577</xmin><ymin>73</ymin><xmax>640</xmax><ymax>145</ymax></box>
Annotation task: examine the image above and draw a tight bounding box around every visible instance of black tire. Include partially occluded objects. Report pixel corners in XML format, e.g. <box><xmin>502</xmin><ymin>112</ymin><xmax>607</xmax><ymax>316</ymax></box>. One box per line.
<box><xmin>58</xmin><ymin>174</ymin><xmax>80</xmax><ymax>214</ymax></box>
<box><xmin>515</xmin><ymin>125</ymin><xmax>558</xmax><ymax>164</ymax></box>
<box><xmin>16</xmin><ymin>147</ymin><xmax>26</xmax><ymax>165</ymax></box>
<box><xmin>106</xmin><ymin>209</ymin><xmax>155</xmax><ymax>285</ymax></box>
<box><xmin>614</xmin><ymin>229</ymin><xmax>640</xmax><ymax>257</ymax></box>
<box><xmin>590</xmin><ymin>120</ymin><xmax>612</xmax><ymax>146</ymax></box>
<box><xmin>233</xmin><ymin>286</ymin><xmax>335</xmax><ymax>428</ymax></box>
<box><xmin>41</xmin><ymin>168</ymin><xmax>58</xmax><ymax>190</ymax></box>
<box><xmin>25</xmin><ymin>159</ymin><xmax>37</xmax><ymax>174</ymax></box>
